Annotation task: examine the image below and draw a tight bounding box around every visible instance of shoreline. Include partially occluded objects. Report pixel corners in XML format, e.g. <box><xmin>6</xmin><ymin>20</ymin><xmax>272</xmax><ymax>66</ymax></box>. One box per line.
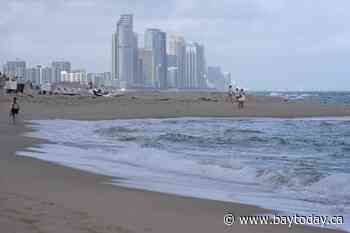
<box><xmin>12</xmin><ymin>120</ymin><xmax>347</xmax><ymax>233</ymax></box>
<box><xmin>1</xmin><ymin>92</ymin><xmax>348</xmax><ymax>233</ymax></box>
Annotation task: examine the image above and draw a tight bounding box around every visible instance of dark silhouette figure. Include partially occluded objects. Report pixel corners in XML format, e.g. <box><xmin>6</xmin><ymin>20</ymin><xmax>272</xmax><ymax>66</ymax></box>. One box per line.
<box><xmin>9</xmin><ymin>97</ymin><xmax>20</xmax><ymax>125</ymax></box>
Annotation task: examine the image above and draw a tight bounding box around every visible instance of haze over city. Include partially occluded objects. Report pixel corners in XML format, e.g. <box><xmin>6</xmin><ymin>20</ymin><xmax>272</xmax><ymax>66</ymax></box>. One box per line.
<box><xmin>1</xmin><ymin>0</ymin><xmax>350</xmax><ymax>91</ymax></box>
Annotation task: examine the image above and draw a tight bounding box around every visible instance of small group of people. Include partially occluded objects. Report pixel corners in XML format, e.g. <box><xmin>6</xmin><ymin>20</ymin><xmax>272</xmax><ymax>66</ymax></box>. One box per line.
<box><xmin>0</xmin><ymin>72</ymin><xmax>27</xmax><ymax>95</ymax></box>
<box><xmin>227</xmin><ymin>85</ymin><xmax>246</xmax><ymax>109</ymax></box>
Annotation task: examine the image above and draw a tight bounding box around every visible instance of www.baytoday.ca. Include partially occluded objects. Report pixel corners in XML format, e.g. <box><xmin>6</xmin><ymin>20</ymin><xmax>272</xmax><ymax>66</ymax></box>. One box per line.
<box><xmin>224</xmin><ymin>213</ymin><xmax>344</xmax><ymax>228</ymax></box>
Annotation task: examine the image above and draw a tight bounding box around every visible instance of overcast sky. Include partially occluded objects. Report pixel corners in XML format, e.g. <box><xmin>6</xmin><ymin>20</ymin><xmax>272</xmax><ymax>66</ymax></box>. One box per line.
<box><xmin>1</xmin><ymin>0</ymin><xmax>350</xmax><ymax>91</ymax></box>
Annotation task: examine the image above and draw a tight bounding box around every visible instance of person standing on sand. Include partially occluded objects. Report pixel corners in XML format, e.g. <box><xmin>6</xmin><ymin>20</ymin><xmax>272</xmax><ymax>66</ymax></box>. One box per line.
<box><xmin>17</xmin><ymin>76</ymin><xmax>25</xmax><ymax>96</ymax></box>
<box><xmin>234</xmin><ymin>88</ymin><xmax>240</xmax><ymax>102</ymax></box>
<box><xmin>9</xmin><ymin>97</ymin><xmax>20</xmax><ymax>125</ymax></box>
<box><xmin>238</xmin><ymin>89</ymin><xmax>246</xmax><ymax>109</ymax></box>
<box><xmin>226</xmin><ymin>85</ymin><xmax>234</xmax><ymax>103</ymax></box>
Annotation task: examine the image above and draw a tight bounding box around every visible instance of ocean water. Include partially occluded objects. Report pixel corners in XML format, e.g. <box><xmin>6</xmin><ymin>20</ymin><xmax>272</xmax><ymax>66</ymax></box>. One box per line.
<box><xmin>255</xmin><ymin>91</ymin><xmax>350</xmax><ymax>104</ymax></box>
<box><xmin>19</xmin><ymin>117</ymin><xmax>350</xmax><ymax>231</ymax></box>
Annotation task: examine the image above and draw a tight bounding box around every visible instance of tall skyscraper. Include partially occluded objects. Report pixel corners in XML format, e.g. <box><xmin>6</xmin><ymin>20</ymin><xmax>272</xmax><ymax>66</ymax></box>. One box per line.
<box><xmin>138</xmin><ymin>48</ymin><xmax>153</xmax><ymax>88</ymax></box>
<box><xmin>52</xmin><ymin>61</ymin><xmax>71</xmax><ymax>83</ymax></box>
<box><xmin>144</xmin><ymin>29</ymin><xmax>167</xmax><ymax>89</ymax></box>
<box><xmin>3</xmin><ymin>61</ymin><xmax>26</xmax><ymax>83</ymax></box>
<box><xmin>167</xmin><ymin>34</ymin><xmax>186</xmax><ymax>88</ymax></box>
<box><xmin>135</xmin><ymin>56</ymin><xmax>144</xmax><ymax>87</ymax></box>
<box><xmin>112</xmin><ymin>32</ymin><xmax>118</xmax><ymax>83</ymax></box>
<box><xmin>112</xmin><ymin>14</ymin><xmax>137</xmax><ymax>88</ymax></box>
<box><xmin>185</xmin><ymin>43</ymin><xmax>207</xmax><ymax>89</ymax></box>
<box><xmin>132</xmin><ymin>32</ymin><xmax>139</xmax><ymax>85</ymax></box>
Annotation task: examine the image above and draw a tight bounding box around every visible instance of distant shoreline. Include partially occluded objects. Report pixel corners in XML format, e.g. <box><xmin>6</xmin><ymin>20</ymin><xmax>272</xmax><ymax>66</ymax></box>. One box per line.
<box><xmin>2</xmin><ymin>91</ymin><xmax>350</xmax><ymax>119</ymax></box>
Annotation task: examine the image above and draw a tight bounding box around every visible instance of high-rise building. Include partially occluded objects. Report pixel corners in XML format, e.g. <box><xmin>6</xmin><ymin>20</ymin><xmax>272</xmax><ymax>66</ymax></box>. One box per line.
<box><xmin>103</xmin><ymin>72</ymin><xmax>112</xmax><ymax>86</ymax></box>
<box><xmin>138</xmin><ymin>48</ymin><xmax>153</xmax><ymax>88</ymax></box>
<box><xmin>132</xmin><ymin>32</ymin><xmax>139</xmax><ymax>86</ymax></box>
<box><xmin>112</xmin><ymin>14</ymin><xmax>137</xmax><ymax>88</ymax></box>
<box><xmin>185</xmin><ymin>43</ymin><xmax>207</xmax><ymax>89</ymax></box>
<box><xmin>88</xmin><ymin>72</ymin><xmax>113</xmax><ymax>87</ymax></box>
<box><xmin>144</xmin><ymin>28</ymin><xmax>167</xmax><ymax>89</ymax></box>
<box><xmin>135</xmin><ymin>57</ymin><xmax>144</xmax><ymax>87</ymax></box>
<box><xmin>25</xmin><ymin>65</ymin><xmax>43</xmax><ymax>86</ymax></box>
<box><xmin>167</xmin><ymin>66</ymin><xmax>178</xmax><ymax>88</ymax></box>
<box><xmin>167</xmin><ymin>54</ymin><xmax>177</xmax><ymax>67</ymax></box>
<box><xmin>35</xmin><ymin>65</ymin><xmax>42</xmax><ymax>85</ymax></box>
<box><xmin>112</xmin><ymin>32</ymin><xmax>118</xmax><ymax>82</ymax></box>
<box><xmin>3</xmin><ymin>61</ymin><xmax>26</xmax><ymax>84</ymax></box>
<box><xmin>167</xmin><ymin>34</ymin><xmax>186</xmax><ymax>88</ymax></box>
<box><xmin>41</xmin><ymin>66</ymin><xmax>53</xmax><ymax>84</ymax></box>
<box><xmin>52</xmin><ymin>61</ymin><xmax>71</xmax><ymax>83</ymax></box>
<box><xmin>25</xmin><ymin>68</ymin><xmax>36</xmax><ymax>85</ymax></box>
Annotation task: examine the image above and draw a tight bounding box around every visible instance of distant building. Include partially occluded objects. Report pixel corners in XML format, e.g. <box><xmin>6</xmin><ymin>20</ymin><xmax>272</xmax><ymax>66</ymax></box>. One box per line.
<box><xmin>144</xmin><ymin>28</ymin><xmax>167</xmax><ymax>89</ymax></box>
<box><xmin>132</xmin><ymin>33</ymin><xmax>140</xmax><ymax>86</ymax></box>
<box><xmin>167</xmin><ymin>54</ymin><xmax>177</xmax><ymax>67</ymax></box>
<box><xmin>138</xmin><ymin>48</ymin><xmax>153</xmax><ymax>88</ymax></box>
<box><xmin>166</xmin><ymin>54</ymin><xmax>178</xmax><ymax>88</ymax></box>
<box><xmin>207</xmin><ymin>66</ymin><xmax>223</xmax><ymax>89</ymax></box>
<box><xmin>61</xmin><ymin>70</ymin><xmax>87</xmax><ymax>85</ymax></box>
<box><xmin>103</xmin><ymin>72</ymin><xmax>112</xmax><ymax>86</ymax></box>
<box><xmin>112</xmin><ymin>32</ymin><xmax>118</xmax><ymax>82</ymax></box>
<box><xmin>52</xmin><ymin>61</ymin><xmax>71</xmax><ymax>83</ymax></box>
<box><xmin>167</xmin><ymin>34</ymin><xmax>186</xmax><ymax>88</ymax></box>
<box><xmin>25</xmin><ymin>65</ymin><xmax>43</xmax><ymax>86</ymax></box>
<box><xmin>3</xmin><ymin>60</ymin><xmax>26</xmax><ymax>83</ymax></box>
<box><xmin>112</xmin><ymin>14</ymin><xmax>137</xmax><ymax>88</ymax></box>
<box><xmin>207</xmin><ymin>66</ymin><xmax>231</xmax><ymax>90</ymax></box>
<box><xmin>25</xmin><ymin>68</ymin><xmax>36</xmax><ymax>85</ymax></box>
<box><xmin>185</xmin><ymin>43</ymin><xmax>207</xmax><ymax>89</ymax></box>
<box><xmin>41</xmin><ymin>66</ymin><xmax>53</xmax><ymax>84</ymax></box>
<box><xmin>223</xmin><ymin>72</ymin><xmax>232</xmax><ymax>87</ymax></box>
<box><xmin>87</xmin><ymin>72</ymin><xmax>112</xmax><ymax>87</ymax></box>
<box><xmin>135</xmin><ymin>57</ymin><xmax>144</xmax><ymax>87</ymax></box>
<box><xmin>167</xmin><ymin>66</ymin><xmax>178</xmax><ymax>88</ymax></box>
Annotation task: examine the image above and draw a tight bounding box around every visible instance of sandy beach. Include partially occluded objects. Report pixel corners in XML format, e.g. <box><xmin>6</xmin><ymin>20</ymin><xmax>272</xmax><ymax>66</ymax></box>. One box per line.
<box><xmin>0</xmin><ymin>91</ymin><xmax>348</xmax><ymax>233</ymax></box>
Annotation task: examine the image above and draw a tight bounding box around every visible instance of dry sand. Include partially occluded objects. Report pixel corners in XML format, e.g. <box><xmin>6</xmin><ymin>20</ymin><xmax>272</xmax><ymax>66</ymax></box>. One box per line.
<box><xmin>0</xmin><ymin>91</ymin><xmax>348</xmax><ymax>233</ymax></box>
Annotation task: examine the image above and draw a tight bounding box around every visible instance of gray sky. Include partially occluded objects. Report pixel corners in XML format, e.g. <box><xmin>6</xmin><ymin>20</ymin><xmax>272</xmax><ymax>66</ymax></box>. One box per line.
<box><xmin>1</xmin><ymin>0</ymin><xmax>350</xmax><ymax>91</ymax></box>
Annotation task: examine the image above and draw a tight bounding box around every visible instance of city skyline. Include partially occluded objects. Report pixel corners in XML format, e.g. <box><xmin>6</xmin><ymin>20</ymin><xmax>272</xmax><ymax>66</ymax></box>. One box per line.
<box><xmin>3</xmin><ymin>13</ymin><xmax>226</xmax><ymax>90</ymax></box>
<box><xmin>110</xmin><ymin>14</ymin><xmax>214</xmax><ymax>89</ymax></box>
<box><xmin>2</xmin><ymin>1</ymin><xmax>350</xmax><ymax>90</ymax></box>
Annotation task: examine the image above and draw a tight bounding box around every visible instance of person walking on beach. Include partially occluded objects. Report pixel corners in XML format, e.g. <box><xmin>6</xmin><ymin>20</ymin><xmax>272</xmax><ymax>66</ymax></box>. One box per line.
<box><xmin>238</xmin><ymin>89</ymin><xmax>246</xmax><ymax>109</ymax></box>
<box><xmin>234</xmin><ymin>88</ymin><xmax>240</xmax><ymax>102</ymax></box>
<box><xmin>9</xmin><ymin>97</ymin><xmax>20</xmax><ymax>125</ymax></box>
<box><xmin>226</xmin><ymin>85</ymin><xmax>234</xmax><ymax>103</ymax></box>
<box><xmin>17</xmin><ymin>76</ymin><xmax>25</xmax><ymax>96</ymax></box>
